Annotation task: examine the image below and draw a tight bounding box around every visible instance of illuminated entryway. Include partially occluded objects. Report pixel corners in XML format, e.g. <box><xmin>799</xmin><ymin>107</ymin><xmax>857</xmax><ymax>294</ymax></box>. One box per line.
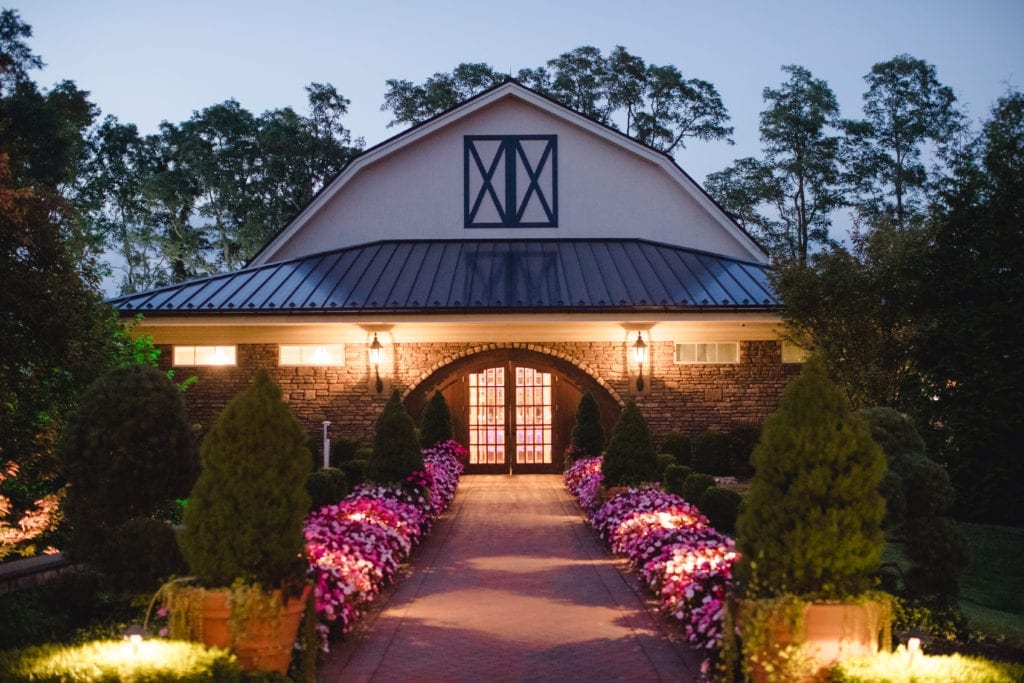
<box><xmin>405</xmin><ymin>349</ymin><xmax>622</xmax><ymax>475</ymax></box>
<box><xmin>467</xmin><ymin>366</ymin><xmax>553</xmax><ymax>469</ymax></box>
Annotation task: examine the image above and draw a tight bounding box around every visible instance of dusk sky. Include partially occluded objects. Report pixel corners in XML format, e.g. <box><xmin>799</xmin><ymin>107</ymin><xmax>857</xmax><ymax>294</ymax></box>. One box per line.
<box><xmin>15</xmin><ymin>1</ymin><xmax>1024</xmax><ymax>187</ymax></box>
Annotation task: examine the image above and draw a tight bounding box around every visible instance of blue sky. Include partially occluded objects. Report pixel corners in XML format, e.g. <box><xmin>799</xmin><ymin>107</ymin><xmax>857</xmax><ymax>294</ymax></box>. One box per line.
<box><xmin>15</xmin><ymin>0</ymin><xmax>1024</xmax><ymax>187</ymax></box>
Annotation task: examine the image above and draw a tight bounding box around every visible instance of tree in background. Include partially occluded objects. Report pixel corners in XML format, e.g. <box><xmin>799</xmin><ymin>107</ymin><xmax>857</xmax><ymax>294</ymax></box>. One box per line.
<box><xmin>915</xmin><ymin>91</ymin><xmax>1024</xmax><ymax>523</ymax></box>
<box><xmin>706</xmin><ymin>65</ymin><xmax>843</xmax><ymax>265</ymax></box>
<box><xmin>1</xmin><ymin>10</ymin><xmax>118</xmax><ymax>550</ymax></box>
<box><xmin>80</xmin><ymin>85</ymin><xmax>363</xmax><ymax>291</ymax></box>
<box><xmin>774</xmin><ymin>219</ymin><xmax>928</xmax><ymax>411</ymax></box>
<box><xmin>382</xmin><ymin>45</ymin><xmax>733</xmax><ymax>155</ymax></box>
<box><xmin>843</xmin><ymin>54</ymin><xmax>964</xmax><ymax>231</ymax></box>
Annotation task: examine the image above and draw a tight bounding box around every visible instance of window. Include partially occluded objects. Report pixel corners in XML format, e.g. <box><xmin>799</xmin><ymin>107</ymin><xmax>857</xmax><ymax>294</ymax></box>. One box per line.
<box><xmin>173</xmin><ymin>345</ymin><xmax>236</xmax><ymax>366</ymax></box>
<box><xmin>279</xmin><ymin>344</ymin><xmax>344</xmax><ymax>366</ymax></box>
<box><xmin>781</xmin><ymin>342</ymin><xmax>808</xmax><ymax>363</ymax></box>
<box><xmin>674</xmin><ymin>342</ymin><xmax>739</xmax><ymax>364</ymax></box>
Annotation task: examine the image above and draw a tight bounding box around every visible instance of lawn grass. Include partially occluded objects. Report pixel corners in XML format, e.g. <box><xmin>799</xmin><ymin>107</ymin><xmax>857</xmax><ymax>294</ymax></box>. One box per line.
<box><xmin>958</xmin><ymin>522</ymin><xmax>1024</xmax><ymax>646</ymax></box>
<box><xmin>884</xmin><ymin>521</ymin><xmax>1024</xmax><ymax>648</ymax></box>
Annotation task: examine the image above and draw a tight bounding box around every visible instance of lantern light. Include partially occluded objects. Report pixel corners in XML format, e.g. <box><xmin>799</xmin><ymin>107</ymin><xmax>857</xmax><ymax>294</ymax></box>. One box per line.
<box><xmin>633</xmin><ymin>332</ymin><xmax>647</xmax><ymax>391</ymax></box>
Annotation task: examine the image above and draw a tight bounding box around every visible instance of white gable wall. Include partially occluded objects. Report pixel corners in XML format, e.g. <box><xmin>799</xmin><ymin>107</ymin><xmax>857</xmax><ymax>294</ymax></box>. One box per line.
<box><xmin>257</xmin><ymin>92</ymin><xmax>764</xmax><ymax>265</ymax></box>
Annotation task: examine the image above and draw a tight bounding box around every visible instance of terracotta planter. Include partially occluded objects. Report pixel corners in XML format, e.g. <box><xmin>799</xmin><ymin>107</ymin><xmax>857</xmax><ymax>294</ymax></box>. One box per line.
<box><xmin>197</xmin><ymin>584</ymin><xmax>310</xmax><ymax>673</ymax></box>
<box><xmin>743</xmin><ymin>599</ymin><xmax>888</xmax><ymax>683</ymax></box>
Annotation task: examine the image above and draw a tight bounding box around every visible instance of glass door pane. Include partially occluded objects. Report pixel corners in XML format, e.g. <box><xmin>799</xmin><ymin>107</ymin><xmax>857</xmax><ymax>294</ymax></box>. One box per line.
<box><xmin>514</xmin><ymin>367</ymin><xmax>552</xmax><ymax>464</ymax></box>
<box><xmin>468</xmin><ymin>367</ymin><xmax>505</xmax><ymax>465</ymax></box>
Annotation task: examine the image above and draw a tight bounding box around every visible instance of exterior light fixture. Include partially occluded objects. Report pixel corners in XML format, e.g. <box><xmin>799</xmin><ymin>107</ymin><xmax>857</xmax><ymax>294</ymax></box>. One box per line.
<box><xmin>124</xmin><ymin>624</ymin><xmax>146</xmax><ymax>656</ymax></box>
<box><xmin>369</xmin><ymin>333</ymin><xmax>384</xmax><ymax>394</ymax></box>
<box><xmin>633</xmin><ymin>331</ymin><xmax>647</xmax><ymax>391</ymax></box>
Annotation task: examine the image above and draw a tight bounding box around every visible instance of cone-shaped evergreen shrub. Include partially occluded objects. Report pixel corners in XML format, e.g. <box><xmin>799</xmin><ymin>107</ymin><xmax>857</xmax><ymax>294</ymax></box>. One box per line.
<box><xmin>178</xmin><ymin>370</ymin><xmax>311</xmax><ymax>588</ymax></box>
<box><xmin>736</xmin><ymin>357</ymin><xmax>886</xmax><ymax>600</ymax></box>
<box><xmin>601</xmin><ymin>401</ymin><xmax>658</xmax><ymax>486</ymax></box>
<box><xmin>419</xmin><ymin>390</ymin><xmax>453</xmax><ymax>449</ymax></box>
<box><xmin>368</xmin><ymin>390</ymin><xmax>424</xmax><ymax>484</ymax></box>
<box><xmin>59</xmin><ymin>364</ymin><xmax>197</xmax><ymax>561</ymax></box>
<box><xmin>571</xmin><ymin>392</ymin><xmax>605</xmax><ymax>457</ymax></box>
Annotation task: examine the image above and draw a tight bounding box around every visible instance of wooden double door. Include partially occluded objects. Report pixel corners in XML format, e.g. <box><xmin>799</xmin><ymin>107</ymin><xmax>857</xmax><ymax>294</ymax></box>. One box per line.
<box><xmin>441</xmin><ymin>361</ymin><xmax>582</xmax><ymax>474</ymax></box>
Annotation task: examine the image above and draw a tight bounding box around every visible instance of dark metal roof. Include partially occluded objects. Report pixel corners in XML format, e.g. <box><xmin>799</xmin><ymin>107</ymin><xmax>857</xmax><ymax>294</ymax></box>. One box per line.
<box><xmin>109</xmin><ymin>239</ymin><xmax>780</xmax><ymax>316</ymax></box>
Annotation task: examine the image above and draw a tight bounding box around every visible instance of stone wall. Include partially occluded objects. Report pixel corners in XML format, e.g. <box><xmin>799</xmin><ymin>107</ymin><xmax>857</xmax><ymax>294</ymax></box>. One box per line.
<box><xmin>159</xmin><ymin>339</ymin><xmax>801</xmax><ymax>446</ymax></box>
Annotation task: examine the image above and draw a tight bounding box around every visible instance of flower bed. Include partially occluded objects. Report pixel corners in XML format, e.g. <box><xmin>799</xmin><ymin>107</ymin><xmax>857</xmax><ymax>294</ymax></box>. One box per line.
<box><xmin>564</xmin><ymin>457</ymin><xmax>737</xmax><ymax>655</ymax></box>
<box><xmin>305</xmin><ymin>440</ymin><xmax>466</xmax><ymax>642</ymax></box>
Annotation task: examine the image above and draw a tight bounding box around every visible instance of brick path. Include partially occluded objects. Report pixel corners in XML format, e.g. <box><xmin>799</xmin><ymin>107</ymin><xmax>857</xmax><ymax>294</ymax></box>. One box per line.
<box><xmin>318</xmin><ymin>475</ymin><xmax>701</xmax><ymax>682</ymax></box>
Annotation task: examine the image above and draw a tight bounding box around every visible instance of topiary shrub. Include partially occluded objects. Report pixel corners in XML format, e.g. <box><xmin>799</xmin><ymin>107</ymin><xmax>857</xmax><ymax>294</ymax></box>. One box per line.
<box><xmin>368</xmin><ymin>390</ymin><xmax>424</xmax><ymax>485</ymax></box>
<box><xmin>681</xmin><ymin>473</ymin><xmax>716</xmax><ymax>505</ymax></box>
<box><xmin>726</xmin><ymin>422</ymin><xmax>762</xmax><ymax>475</ymax></box>
<box><xmin>736</xmin><ymin>357</ymin><xmax>886</xmax><ymax>600</ymax></box>
<box><xmin>656</xmin><ymin>453</ymin><xmax>677</xmax><ymax>478</ymax></box>
<box><xmin>571</xmin><ymin>391</ymin><xmax>605</xmax><ymax>457</ymax></box>
<box><xmin>660</xmin><ymin>432</ymin><xmax>692</xmax><ymax>466</ymax></box>
<box><xmin>903</xmin><ymin>516</ymin><xmax>970</xmax><ymax>603</ymax></box>
<box><xmin>178</xmin><ymin>369</ymin><xmax>311</xmax><ymax>589</ymax></box>
<box><xmin>98</xmin><ymin>517</ymin><xmax>186</xmax><ymax>593</ymax></box>
<box><xmin>693</xmin><ymin>429</ymin><xmax>731</xmax><ymax>475</ymax></box>
<box><xmin>860</xmin><ymin>407</ymin><xmax>963</xmax><ymax>604</ymax></box>
<box><xmin>340</xmin><ymin>459</ymin><xmax>369</xmax><ymax>488</ymax></box>
<box><xmin>899</xmin><ymin>456</ymin><xmax>956</xmax><ymax>520</ymax></box>
<box><xmin>419</xmin><ymin>390</ymin><xmax>454</xmax><ymax>449</ymax></box>
<box><xmin>305</xmin><ymin>468</ymin><xmax>349</xmax><ymax>511</ymax></box>
<box><xmin>700</xmin><ymin>486</ymin><xmax>743</xmax><ymax>535</ymax></box>
<box><xmin>663</xmin><ymin>464</ymin><xmax>693</xmax><ymax>497</ymax></box>
<box><xmin>601</xmin><ymin>401</ymin><xmax>659</xmax><ymax>487</ymax></box>
<box><xmin>59</xmin><ymin>364</ymin><xmax>197</xmax><ymax>561</ymax></box>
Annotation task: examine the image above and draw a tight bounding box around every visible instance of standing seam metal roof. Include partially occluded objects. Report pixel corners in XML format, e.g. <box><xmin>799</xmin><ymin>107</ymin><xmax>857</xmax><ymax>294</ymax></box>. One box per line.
<box><xmin>108</xmin><ymin>238</ymin><xmax>781</xmax><ymax>315</ymax></box>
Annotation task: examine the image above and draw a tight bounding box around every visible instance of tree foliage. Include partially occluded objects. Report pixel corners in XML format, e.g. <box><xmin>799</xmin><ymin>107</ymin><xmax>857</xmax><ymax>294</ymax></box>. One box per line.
<box><xmin>179</xmin><ymin>370</ymin><xmax>311</xmax><ymax>588</ymax></box>
<box><xmin>382</xmin><ymin>45</ymin><xmax>732</xmax><ymax>155</ymax></box>
<box><xmin>736</xmin><ymin>357</ymin><xmax>886</xmax><ymax>600</ymax></box>
<box><xmin>706</xmin><ymin>65</ymin><xmax>843</xmax><ymax>264</ymax></box>
<box><xmin>914</xmin><ymin>91</ymin><xmax>1024</xmax><ymax>523</ymax></box>
<box><xmin>843</xmin><ymin>54</ymin><xmax>964</xmax><ymax>230</ymax></box>
<box><xmin>79</xmin><ymin>84</ymin><xmax>363</xmax><ymax>291</ymax></box>
<box><xmin>1</xmin><ymin>11</ymin><xmax>120</xmax><ymax>545</ymax></box>
<box><xmin>600</xmin><ymin>401</ymin><xmax>658</xmax><ymax>487</ymax></box>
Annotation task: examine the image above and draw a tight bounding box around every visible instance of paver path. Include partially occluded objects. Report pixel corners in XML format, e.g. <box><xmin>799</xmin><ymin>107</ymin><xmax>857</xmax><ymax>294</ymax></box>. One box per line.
<box><xmin>318</xmin><ymin>474</ymin><xmax>701</xmax><ymax>682</ymax></box>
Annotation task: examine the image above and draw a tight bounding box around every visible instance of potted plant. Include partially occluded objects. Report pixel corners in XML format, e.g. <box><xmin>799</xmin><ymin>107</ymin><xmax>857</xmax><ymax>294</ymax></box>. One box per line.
<box><xmin>732</xmin><ymin>357</ymin><xmax>889</xmax><ymax>682</ymax></box>
<box><xmin>173</xmin><ymin>369</ymin><xmax>312</xmax><ymax>673</ymax></box>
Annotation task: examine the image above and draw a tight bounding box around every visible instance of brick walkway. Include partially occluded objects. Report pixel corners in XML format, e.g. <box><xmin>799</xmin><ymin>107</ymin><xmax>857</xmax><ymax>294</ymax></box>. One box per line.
<box><xmin>318</xmin><ymin>475</ymin><xmax>701</xmax><ymax>682</ymax></box>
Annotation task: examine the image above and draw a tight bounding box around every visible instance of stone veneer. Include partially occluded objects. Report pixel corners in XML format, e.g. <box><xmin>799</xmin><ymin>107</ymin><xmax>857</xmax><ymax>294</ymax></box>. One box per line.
<box><xmin>158</xmin><ymin>339</ymin><xmax>801</xmax><ymax>446</ymax></box>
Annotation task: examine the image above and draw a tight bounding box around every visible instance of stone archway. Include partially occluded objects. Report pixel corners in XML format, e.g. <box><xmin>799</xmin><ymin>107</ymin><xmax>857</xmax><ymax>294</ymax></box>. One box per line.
<box><xmin>406</xmin><ymin>346</ymin><xmax>622</xmax><ymax>473</ymax></box>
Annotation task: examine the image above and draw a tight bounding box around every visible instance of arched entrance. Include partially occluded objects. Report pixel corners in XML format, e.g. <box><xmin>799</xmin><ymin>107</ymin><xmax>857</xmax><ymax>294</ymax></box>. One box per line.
<box><xmin>406</xmin><ymin>349</ymin><xmax>621</xmax><ymax>474</ymax></box>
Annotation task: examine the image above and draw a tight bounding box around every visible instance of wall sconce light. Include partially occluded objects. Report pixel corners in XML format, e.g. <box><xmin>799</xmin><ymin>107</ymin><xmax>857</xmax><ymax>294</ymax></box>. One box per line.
<box><xmin>633</xmin><ymin>331</ymin><xmax>647</xmax><ymax>391</ymax></box>
<box><xmin>368</xmin><ymin>333</ymin><xmax>384</xmax><ymax>394</ymax></box>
